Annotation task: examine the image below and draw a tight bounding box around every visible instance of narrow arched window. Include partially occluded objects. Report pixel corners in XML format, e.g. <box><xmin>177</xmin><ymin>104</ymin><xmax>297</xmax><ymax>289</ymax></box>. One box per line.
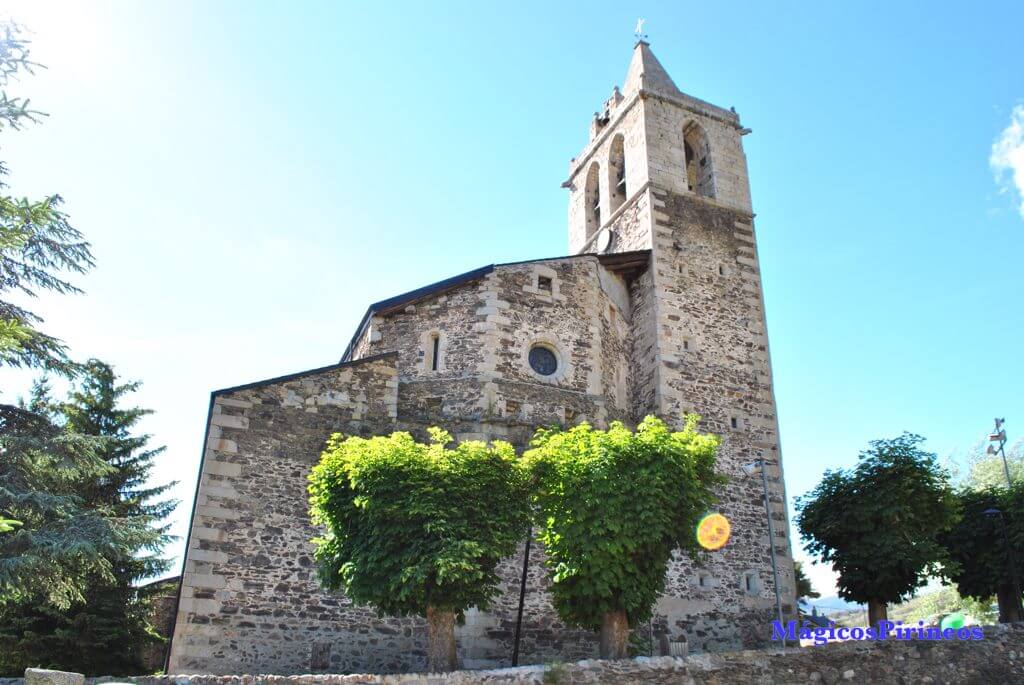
<box><xmin>608</xmin><ymin>134</ymin><xmax>626</xmax><ymax>214</ymax></box>
<box><xmin>683</xmin><ymin>123</ymin><xmax>715</xmax><ymax>198</ymax></box>
<box><xmin>423</xmin><ymin>331</ymin><xmax>443</xmax><ymax>372</ymax></box>
<box><xmin>585</xmin><ymin>162</ymin><xmax>601</xmax><ymax>241</ymax></box>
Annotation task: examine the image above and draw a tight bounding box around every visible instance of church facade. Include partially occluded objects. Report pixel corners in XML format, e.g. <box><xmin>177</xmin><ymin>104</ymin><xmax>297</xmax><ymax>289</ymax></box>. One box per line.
<box><xmin>167</xmin><ymin>42</ymin><xmax>797</xmax><ymax>675</ymax></box>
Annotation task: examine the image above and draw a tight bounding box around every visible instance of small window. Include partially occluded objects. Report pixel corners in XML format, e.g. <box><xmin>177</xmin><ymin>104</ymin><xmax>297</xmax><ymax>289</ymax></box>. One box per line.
<box><xmin>730</xmin><ymin>416</ymin><xmax>738</xmax><ymax>429</ymax></box>
<box><xmin>683</xmin><ymin>338</ymin><xmax>691</xmax><ymax>351</ymax></box>
<box><xmin>529</xmin><ymin>345</ymin><xmax>558</xmax><ymax>376</ymax></box>
<box><xmin>697</xmin><ymin>571</ymin><xmax>712</xmax><ymax>589</ymax></box>
<box><xmin>608</xmin><ymin>134</ymin><xmax>626</xmax><ymax>214</ymax></box>
<box><xmin>538</xmin><ymin>276</ymin><xmax>552</xmax><ymax>293</ymax></box>
<box><xmin>424</xmin><ymin>332</ymin><xmax>443</xmax><ymax>372</ymax></box>
<box><xmin>584</xmin><ymin>162</ymin><xmax>601</xmax><ymax>241</ymax></box>
<box><xmin>742</xmin><ymin>571</ymin><xmax>760</xmax><ymax>595</ymax></box>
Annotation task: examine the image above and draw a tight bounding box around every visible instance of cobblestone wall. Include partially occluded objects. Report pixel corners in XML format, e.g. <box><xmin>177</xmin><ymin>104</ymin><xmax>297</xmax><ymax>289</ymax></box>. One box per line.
<box><xmin>17</xmin><ymin>624</ymin><xmax>1024</xmax><ymax>684</ymax></box>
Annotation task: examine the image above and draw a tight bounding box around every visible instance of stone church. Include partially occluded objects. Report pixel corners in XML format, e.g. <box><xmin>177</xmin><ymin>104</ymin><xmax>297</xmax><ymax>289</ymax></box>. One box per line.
<box><xmin>167</xmin><ymin>41</ymin><xmax>797</xmax><ymax>675</ymax></box>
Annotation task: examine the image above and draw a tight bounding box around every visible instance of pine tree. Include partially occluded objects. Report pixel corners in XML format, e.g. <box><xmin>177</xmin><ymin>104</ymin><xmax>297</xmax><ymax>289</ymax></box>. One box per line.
<box><xmin>0</xmin><ymin>17</ymin><xmax>117</xmax><ymax>618</ymax></box>
<box><xmin>0</xmin><ymin>382</ymin><xmax>115</xmax><ymax>613</ymax></box>
<box><xmin>0</xmin><ymin>361</ymin><xmax>177</xmax><ymax>675</ymax></box>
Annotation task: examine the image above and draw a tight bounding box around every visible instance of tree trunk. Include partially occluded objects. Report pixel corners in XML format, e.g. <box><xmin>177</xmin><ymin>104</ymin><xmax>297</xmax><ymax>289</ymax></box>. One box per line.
<box><xmin>599</xmin><ymin>609</ymin><xmax>629</xmax><ymax>660</ymax></box>
<box><xmin>996</xmin><ymin>584</ymin><xmax>1023</xmax><ymax>623</ymax></box>
<box><xmin>425</xmin><ymin>605</ymin><xmax>458</xmax><ymax>672</ymax></box>
<box><xmin>867</xmin><ymin>599</ymin><xmax>888</xmax><ymax>627</ymax></box>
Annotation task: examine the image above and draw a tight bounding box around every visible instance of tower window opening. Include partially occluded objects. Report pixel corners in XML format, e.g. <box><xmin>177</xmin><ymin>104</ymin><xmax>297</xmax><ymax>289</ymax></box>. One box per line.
<box><xmin>608</xmin><ymin>134</ymin><xmax>626</xmax><ymax>215</ymax></box>
<box><xmin>584</xmin><ymin>162</ymin><xmax>601</xmax><ymax>241</ymax></box>
<box><xmin>683</xmin><ymin>123</ymin><xmax>715</xmax><ymax>198</ymax></box>
<box><xmin>538</xmin><ymin>276</ymin><xmax>552</xmax><ymax>293</ymax></box>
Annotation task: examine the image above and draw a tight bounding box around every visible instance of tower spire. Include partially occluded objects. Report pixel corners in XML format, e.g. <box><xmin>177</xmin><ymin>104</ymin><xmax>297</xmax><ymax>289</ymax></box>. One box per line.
<box><xmin>622</xmin><ymin>41</ymin><xmax>681</xmax><ymax>98</ymax></box>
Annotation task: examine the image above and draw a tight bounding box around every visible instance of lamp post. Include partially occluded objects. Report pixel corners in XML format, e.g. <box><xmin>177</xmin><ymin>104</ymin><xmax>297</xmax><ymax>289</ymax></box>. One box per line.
<box><xmin>743</xmin><ymin>458</ymin><xmax>786</xmax><ymax>648</ymax></box>
<box><xmin>987</xmin><ymin>418</ymin><xmax>1014</xmax><ymax>486</ymax></box>
<box><xmin>983</xmin><ymin>507</ymin><xmax>1023</xmax><ymax>623</ymax></box>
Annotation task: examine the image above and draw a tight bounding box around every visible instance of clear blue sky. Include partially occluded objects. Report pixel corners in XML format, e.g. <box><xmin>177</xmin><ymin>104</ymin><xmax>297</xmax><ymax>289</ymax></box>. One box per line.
<box><xmin>2</xmin><ymin>1</ymin><xmax>1023</xmax><ymax>597</ymax></box>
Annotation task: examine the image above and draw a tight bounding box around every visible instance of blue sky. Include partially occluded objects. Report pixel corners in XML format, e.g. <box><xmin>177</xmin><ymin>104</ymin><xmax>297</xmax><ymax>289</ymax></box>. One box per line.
<box><xmin>2</xmin><ymin>1</ymin><xmax>1023</xmax><ymax>598</ymax></box>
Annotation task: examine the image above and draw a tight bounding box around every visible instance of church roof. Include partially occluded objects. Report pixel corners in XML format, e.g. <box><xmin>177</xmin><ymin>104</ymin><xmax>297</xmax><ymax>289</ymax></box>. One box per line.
<box><xmin>339</xmin><ymin>250</ymin><xmax>651</xmax><ymax>362</ymax></box>
<box><xmin>622</xmin><ymin>40</ymin><xmax>682</xmax><ymax>98</ymax></box>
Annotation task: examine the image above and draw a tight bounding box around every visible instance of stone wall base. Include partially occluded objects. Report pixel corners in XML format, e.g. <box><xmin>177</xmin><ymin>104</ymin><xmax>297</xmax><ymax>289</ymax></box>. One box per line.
<box><xmin>6</xmin><ymin>624</ymin><xmax>1023</xmax><ymax>685</ymax></box>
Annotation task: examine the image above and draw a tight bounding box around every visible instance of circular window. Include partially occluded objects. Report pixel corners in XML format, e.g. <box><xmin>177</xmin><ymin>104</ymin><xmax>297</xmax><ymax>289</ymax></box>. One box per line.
<box><xmin>528</xmin><ymin>345</ymin><xmax>558</xmax><ymax>376</ymax></box>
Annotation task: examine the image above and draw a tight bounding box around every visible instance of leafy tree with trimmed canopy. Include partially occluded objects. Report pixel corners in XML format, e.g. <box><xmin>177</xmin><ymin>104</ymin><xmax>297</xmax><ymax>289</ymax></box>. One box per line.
<box><xmin>308</xmin><ymin>428</ymin><xmax>531</xmax><ymax>672</ymax></box>
<box><xmin>523</xmin><ymin>415</ymin><xmax>722</xmax><ymax>659</ymax></box>
<box><xmin>796</xmin><ymin>433</ymin><xmax>960</xmax><ymax>627</ymax></box>
<box><xmin>940</xmin><ymin>484</ymin><xmax>1024</xmax><ymax>623</ymax></box>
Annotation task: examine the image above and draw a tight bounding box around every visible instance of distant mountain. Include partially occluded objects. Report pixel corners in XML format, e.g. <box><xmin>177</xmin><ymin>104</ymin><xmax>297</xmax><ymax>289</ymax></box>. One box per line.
<box><xmin>802</xmin><ymin>596</ymin><xmax>864</xmax><ymax>615</ymax></box>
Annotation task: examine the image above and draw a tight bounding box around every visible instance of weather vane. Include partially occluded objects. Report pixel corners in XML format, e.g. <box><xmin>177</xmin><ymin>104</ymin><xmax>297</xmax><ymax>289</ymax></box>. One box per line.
<box><xmin>634</xmin><ymin>17</ymin><xmax>647</xmax><ymax>41</ymax></box>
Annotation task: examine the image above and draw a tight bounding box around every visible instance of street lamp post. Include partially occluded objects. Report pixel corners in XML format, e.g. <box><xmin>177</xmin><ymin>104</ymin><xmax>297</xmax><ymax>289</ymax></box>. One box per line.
<box><xmin>983</xmin><ymin>507</ymin><xmax>1023</xmax><ymax>623</ymax></box>
<box><xmin>743</xmin><ymin>458</ymin><xmax>786</xmax><ymax>649</ymax></box>
<box><xmin>987</xmin><ymin>418</ymin><xmax>1013</xmax><ymax>486</ymax></box>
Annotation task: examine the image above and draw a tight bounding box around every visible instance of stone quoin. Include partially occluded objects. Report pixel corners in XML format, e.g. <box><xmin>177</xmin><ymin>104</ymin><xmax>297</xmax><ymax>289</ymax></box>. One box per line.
<box><xmin>167</xmin><ymin>41</ymin><xmax>798</xmax><ymax>675</ymax></box>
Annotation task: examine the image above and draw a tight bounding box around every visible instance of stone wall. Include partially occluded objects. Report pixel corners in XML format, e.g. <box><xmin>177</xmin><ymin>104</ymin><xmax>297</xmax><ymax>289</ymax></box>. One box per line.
<box><xmin>169</xmin><ymin>256</ymin><xmax>643</xmax><ymax>675</ymax></box>
<box><xmin>21</xmin><ymin>624</ymin><xmax>1024</xmax><ymax>685</ymax></box>
<box><xmin>642</xmin><ymin>185</ymin><xmax>798</xmax><ymax>650</ymax></box>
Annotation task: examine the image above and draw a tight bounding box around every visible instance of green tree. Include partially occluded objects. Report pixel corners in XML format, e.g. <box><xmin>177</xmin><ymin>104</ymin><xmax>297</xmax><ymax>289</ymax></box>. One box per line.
<box><xmin>940</xmin><ymin>484</ymin><xmax>1024</xmax><ymax>623</ymax></box>
<box><xmin>0</xmin><ymin>381</ymin><xmax>116</xmax><ymax>612</ymax></box>
<box><xmin>796</xmin><ymin>433</ymin><xmax>960</xmax><ymax>627</ymax></box>
<box><xmin>794</xmin><ymin>561</ymin><xmax>820</xmax><ymax>602</ymax></box>
<box><xmin>0</xmin><ymin>361</ymin><xmax>177</xmax><ymax>675</ymax></box>
<box><xmin>308</xmin><ymin>428</ymin><xmax>531</xmax><ymax>672</ymax></box>
<box><xmin>0</xmin><ymin>20</ymin><xmax>115</xmax><ymax>612</ymax></box>
<box><xmin>523</xmin><ymin>416</ymin><xmax>722</xmax><ymax>659</ymax></box>
<box><xmin>0</xmin><ymin>26</ymin><xmax>93</xmax><ymax>376</ymax></box>
<box><xmin>964</xmin><ymin>440</ymin><xmax>1023</xmax><ymax>490</ymax></box>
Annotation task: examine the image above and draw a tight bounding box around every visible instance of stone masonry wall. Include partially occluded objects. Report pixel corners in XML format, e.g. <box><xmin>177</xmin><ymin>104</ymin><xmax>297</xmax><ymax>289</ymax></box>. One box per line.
<box><xmin>170</xmin><ymin>256</ymin><xmax>644</xmax><ymax>675</ymax></box>
<box><xmin>168</xmin><ymin>355</ymin><xmax>407</xmax><ymax>675</ymax></box>
<box><xmin>37</xmin><ymin>624</ymin><xmax>1024</xmax><ymax>684</ymax></box>
<box><xmin>642</xmin><ymin>185</ymin><xmax>798</xmax><ymax>652</ymax></box>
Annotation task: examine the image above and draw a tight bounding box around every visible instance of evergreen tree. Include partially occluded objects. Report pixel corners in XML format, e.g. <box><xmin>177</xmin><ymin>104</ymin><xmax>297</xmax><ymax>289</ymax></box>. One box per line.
<box><xmin>0</xmin><ymin>18</ymin><xmax>116</xmax><ymax>615</ymax></box>
<box><xmin>794</xmin><ymin>561</ymin><xmax>820</xmax><ymax>602</ymax></box>
<box><xmin>0</xmin><ymin>381</ymin><xmax>114</xmax><ymax>612</ymax></box>
<box><xmin>0</xmin><ymin>362</ymin><xmax>177</xmax><ymax>675</ymax></box>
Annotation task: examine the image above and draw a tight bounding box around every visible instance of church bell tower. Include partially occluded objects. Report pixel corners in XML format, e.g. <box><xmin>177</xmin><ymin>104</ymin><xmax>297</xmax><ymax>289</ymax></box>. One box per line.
<box><xmin>564</xmin><ymin>40</ymin><xmax>799</xmax><ymax>649</ymax></box>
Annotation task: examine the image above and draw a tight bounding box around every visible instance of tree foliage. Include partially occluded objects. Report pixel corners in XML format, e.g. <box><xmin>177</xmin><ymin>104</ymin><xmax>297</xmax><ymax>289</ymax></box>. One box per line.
<box><xmin>940</xmin><ymin>484</ymin><xmax>1024</xmax><ymax>601</ymax></box>
<box><xmin>0</xmin><ymin>19</ymin><xmax>113</xmax><ymax>613</ymax></box>
<box><xmin>796</xmin><ymin>433</ymin><xmax>960</xmax><ymax>613</ymax></box>
<box><xmin>522</xmin><ymin>416</ymin><xmax>722</xmax><ymax>633</ymax></box>
<box><xmin>0</xmin><ymin>361</ymin><xmax>177</xmax><ymax>676</ymax></box>
<box><xmin>308</xmin><ymin>428</ymin><xmax>531</xmax><ymax>669</ymax></box>
<box><xmin>0</xmin><ymin>382</ymin><xmax>116</xmax><ymax>610</ymax></box>
<box><xmin>794</xmin><ymin>561</ymin><xmax>819</xmax><ymax>601</ymax></box>
<box><xmin>0</xmin><ymin>24</ymin><xmax>92</xmax><ymax>378</ymax></box>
